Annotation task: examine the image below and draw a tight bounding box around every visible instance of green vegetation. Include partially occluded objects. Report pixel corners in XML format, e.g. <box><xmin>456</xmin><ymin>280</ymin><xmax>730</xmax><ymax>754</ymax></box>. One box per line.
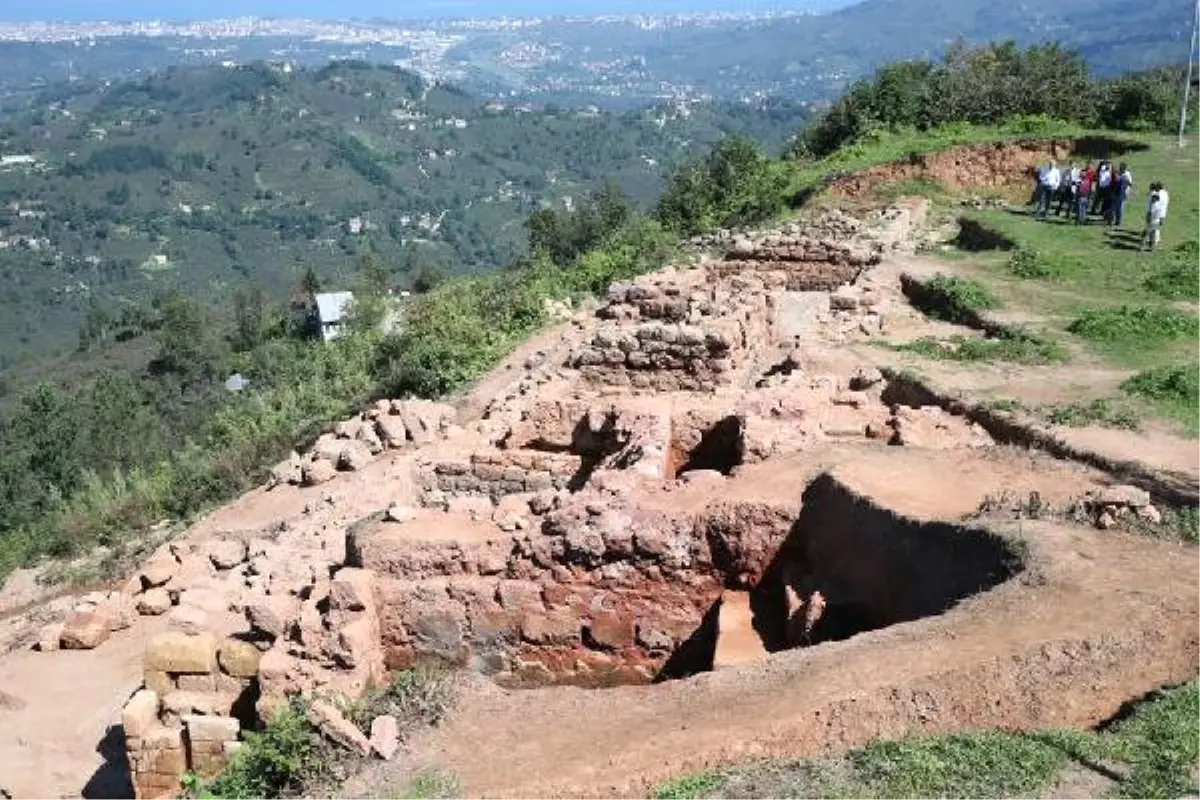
<box><xmin>192</xmin><ymin>668</ymin><xmax>454</xmax><ymax>800</ymax></box>
<box><xmin>651</xmin><ymin>681</ymin><xmax>1199</xmax><ymax>799</ymax></box>
<box><xmin>1066</xmin><ymin>307</ymin><xmax>1199</xmax><ymax>357</ymax></box>
<box><xmin>1042</xmin><ymin>398</ymin><xmax>1141</xmax><ymax>430</ymax></box>
<box><xmin>1143</xmin><ymin>241</ymin><xmax>1200</xmax><ymax>299</ymax></box>
<box><xmin>920</xmin><ymin>274</ymin><xmax>1002</xmax><ymax>323</ymax></box>
<box><xmin>393</xmin><ymin>770</ymin><xmax>462</xmax><ymax>800</ymax></box>
<box><xmin>791</xmin><ymin>42</ymin><xmax>1191</xmax><ymax>159</ymax></box>
<box><xmin>1121</xmin><ymin>364</ymin><xmax>1200</xmax><ymax>435</ymax></box>
<box><xmin>888</xmin><ymin>330</ymin><xmax>1068</xmax><ymax>365</ymax></box>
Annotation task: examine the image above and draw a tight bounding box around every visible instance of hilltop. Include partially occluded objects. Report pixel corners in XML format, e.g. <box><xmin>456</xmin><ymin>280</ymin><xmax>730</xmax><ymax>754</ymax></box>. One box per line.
<box><xmin>0</xmin><ymin>61</ymin><xmax>808</xmax><ymax>359</ymax></box>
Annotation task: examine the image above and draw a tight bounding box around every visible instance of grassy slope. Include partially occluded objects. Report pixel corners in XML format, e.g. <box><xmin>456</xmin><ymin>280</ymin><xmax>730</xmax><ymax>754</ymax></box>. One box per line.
<box><xmin>655</xmin><ymin>680</ymin><xmax>1199</xmax><ymax>800</ymax></box>
<box><xmin>931</xmin><ymin>134</ymin><xmax>1200</xmax><ymax>431</ymax></box>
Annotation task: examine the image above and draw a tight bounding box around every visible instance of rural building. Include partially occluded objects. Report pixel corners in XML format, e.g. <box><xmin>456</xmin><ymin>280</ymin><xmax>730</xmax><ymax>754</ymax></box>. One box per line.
<box><xmin>315</xmin><ymin>291</ymin><xmax>354</xmax><ymax>342</ymax></box>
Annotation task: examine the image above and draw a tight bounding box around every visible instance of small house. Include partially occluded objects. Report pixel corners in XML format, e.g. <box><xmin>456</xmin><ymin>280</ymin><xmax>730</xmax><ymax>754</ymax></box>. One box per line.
<box><xmin>314</xmin><ymin>291</ymin><xmax>354</xmax><ymax>342</ymax></box>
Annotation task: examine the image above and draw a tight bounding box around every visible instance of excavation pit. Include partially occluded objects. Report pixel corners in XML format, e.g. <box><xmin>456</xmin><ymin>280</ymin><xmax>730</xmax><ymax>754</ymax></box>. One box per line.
<box><xmin>361</xmin><ymin>472</ymin><xmax>1024</xmax><ymax>691</ymax></box>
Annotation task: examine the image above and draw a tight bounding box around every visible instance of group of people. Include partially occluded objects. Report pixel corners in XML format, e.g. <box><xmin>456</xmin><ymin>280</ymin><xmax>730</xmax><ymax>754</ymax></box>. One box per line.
<box><xmin>1031</xmin><ymin>159</ymin><xmax>1170</xmax><ymax>250</ymax></box>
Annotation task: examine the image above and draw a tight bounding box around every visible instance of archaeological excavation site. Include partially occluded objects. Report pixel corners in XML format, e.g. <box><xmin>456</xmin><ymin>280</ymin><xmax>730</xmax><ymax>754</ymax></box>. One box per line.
<box><xmin>0</xmin><ymin>140</ymin><xmax>1196</xmax><ymax>800</ymax></box>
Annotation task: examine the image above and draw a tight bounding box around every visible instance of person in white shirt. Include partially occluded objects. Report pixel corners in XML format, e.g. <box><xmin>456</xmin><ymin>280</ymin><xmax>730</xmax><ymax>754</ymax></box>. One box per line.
<box><xmin>1142</xmin><ymin>182</ymin><xmax>1170</xmax><ymax>251</ymax></box>
<box><xmin>1035</xmin><ymin>160</ymin><xmax>1060</xmax><ymax>218</ymax></box>
<box><xmin>1092</xmin><ymin>161</ymin><xmax>1112</xmax><ymax>215</ymax></box>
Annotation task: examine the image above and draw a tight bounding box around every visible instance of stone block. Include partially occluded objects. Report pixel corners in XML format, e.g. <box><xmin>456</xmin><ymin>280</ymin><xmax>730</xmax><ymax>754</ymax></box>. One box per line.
<box><xmin>122</xmin><ymin>689</ymin><xmax>160</xmax><ymax>739</ymax></box>
<box><xmin>37</xmin><ymin>621</ymin><xmax>64</xmax><ymax>652</ymax></box>
<box><xmin>145</xmin><ymin>632</ymin><xmax>217</xmax><ymax>674</ymax></box>
<box><xmin>218</xmin><ymin>638</ymin><xmax>263</xmax><ymax>678</ymax></box>
<box><xmin>140</xmin><ymin>558</ymin><xmax>179</xmax><ymax>589</ymax></box>
<box><xmin>144</xmin><ymin>669</ymin><xmax>172</xmax><ymax>696</ymax></box>
<box><xmin>184</xmin><ymin>714</ymin><xmax>241</xmax><ymax>743</ymax></box>
<box><xmin>370</xmin><ymin>715</ymin><xmax>399</xmax><ymax>760</ymax></box>
<box><xmin>308</xmin><ymin>700</ymin><xmax>371</xmax><ymax>756</ymax></box>
<box><xmin>176</xmin><ymin>673</ymin><xmax>217</xmax><ymax>692</ymax></box>
<box><xmin>166</xmin><ymin>605</ymin><xmax>209</xmax><ymax>635</ymax></box>
<box><xmin>136</xmin><ymin>588</ymin><xmax>172</xmax><ymax>616</ymax></box>
<box><xmin>60</xmin><ymin>611</ymin><xmax>110</xmax><ymax>650</ymax></box>
<box><xmin>162</xmin><ymin>690</ymin><xmax>237</xmax><ymax>717</ymax></box>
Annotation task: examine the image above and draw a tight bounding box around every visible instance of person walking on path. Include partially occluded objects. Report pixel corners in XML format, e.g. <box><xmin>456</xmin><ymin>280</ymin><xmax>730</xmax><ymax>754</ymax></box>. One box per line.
<box><xmin>1141</xmin><ymin>182</ymin><xmax>1170</xmax><ymax>251</ymax></box>
<box><xmin>1055</xmin><ymin>161</ymin><xmax>1079</xmax><ymax>217</ymax></box>
<box><xmin>1035</xmin><ymin>160</ymin><xmax>1060</xmax><ymax>219</ymax></box>
<box><xmin>1108</xmin><ymin>163</ymin><xmax>1134</xmax><ymax>227</ymax></box>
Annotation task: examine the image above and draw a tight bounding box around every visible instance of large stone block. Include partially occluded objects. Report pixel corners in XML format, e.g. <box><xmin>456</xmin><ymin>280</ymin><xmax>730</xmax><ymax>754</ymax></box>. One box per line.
<box><xmin>60</xmin><ymin>610</ymin><xmax>111</xmax><ymax>650</ymax></box>
<box><xmin>145</xmin><ymin>632</ymin><xmax>217</xmax><ymax>674</ymax></box>
<box><xmin>122</xmin><ymin>689</ymin><xmax>160</xmax><ymax>739</ymax></box>
<box><xmin>217</xmin><ymin>638</ymin><xmax>263</xmax><ymax>678</ymax></box>
<box><xmin>184</xmin><ymin>714</ymin><xmax>241</xmax><ymax>743</ymax></box>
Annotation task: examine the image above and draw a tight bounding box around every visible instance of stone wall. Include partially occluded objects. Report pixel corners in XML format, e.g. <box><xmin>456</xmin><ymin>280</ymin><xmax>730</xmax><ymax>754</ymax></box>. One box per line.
<box><xmin>707</xmin><ymin>234</ymin><xmax>880</xmax><ymax>291</ymax></box>
<box><xmin>122</xmin><ymin>631</ymin><xmax>259</xmax><ymax>799</ymax></box>
<box><xmin>569</xmin><ymin>277</ymin><xmax>772</xmax><ymax>392</ymax></box>
<box><xmin>418</xmin><ymin>450</ymin><xmax>583</xmax><ymax>506</ymax></box>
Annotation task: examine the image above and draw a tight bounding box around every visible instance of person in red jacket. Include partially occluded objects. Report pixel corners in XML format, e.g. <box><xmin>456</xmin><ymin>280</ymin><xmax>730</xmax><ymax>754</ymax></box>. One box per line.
<box><xmin>1075</xmin><ymin>162</ymin><xmax>1097</xmax><ymax>225</ymax></box>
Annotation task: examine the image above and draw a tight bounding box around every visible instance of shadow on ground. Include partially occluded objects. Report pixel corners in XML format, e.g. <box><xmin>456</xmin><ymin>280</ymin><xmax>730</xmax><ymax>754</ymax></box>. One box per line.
<box><xmin>81</xmin><ymin>725</ymin><xmax>133</xmax><ymax>799</ymax></box>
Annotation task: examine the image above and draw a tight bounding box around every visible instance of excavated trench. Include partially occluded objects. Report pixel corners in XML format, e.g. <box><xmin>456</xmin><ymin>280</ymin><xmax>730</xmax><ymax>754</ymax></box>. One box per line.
<box><xmin>488</xmin><ymin>472</ymin><xmax>1023</xmax><ymax>689</ymax></box>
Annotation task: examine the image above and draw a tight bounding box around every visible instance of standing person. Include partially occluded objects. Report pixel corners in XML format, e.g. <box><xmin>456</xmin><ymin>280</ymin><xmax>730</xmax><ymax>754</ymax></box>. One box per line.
<box><xmin>1055</xmin><ymin>161</ymin><xmax>1079</xmax><ymax>217</ymax></box>
<box><xmin>1110</xmin><ymin>163</ymin><xmax>1134</xmax><ymax>227</ymax></box>
<box><xmin>1142</xmin><ymin>182</ymin><xmax>1169</xmax><ymax>251</ymax></box>
<box><xmin>1035</xmin><ymin>160</ymin><xmax>1060</xmax><ymax>219</ymax></box>
<box><xmin>1075</xmin><ymin>162</ymin><xmax>1095</xmax><ymax>225</ymax></box>
<box><xmin>1093</xmin><ymin>160</ymin><xmax>1112</xmax><ymax>215</ymax></box>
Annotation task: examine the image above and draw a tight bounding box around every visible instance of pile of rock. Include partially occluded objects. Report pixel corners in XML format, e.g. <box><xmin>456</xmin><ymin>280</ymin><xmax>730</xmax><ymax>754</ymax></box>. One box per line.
<box><xmin>886</xmin><ymin>405</ymin><xmax>995</xmax><ymax>450</ymax></box>
<box><xmin>1085</xmin><ymin>485</ymin><xmax>1161</xmax><ymax>529</ymax></box>
<box><xmin>419</xmin><ymin>450</ymin><xmax>582</xmax><ymax>506</ymax></box>
<box><xmin>269</xmin><ymin>400</ymin><xmax>457</xmax><ymax>488</ymax></box>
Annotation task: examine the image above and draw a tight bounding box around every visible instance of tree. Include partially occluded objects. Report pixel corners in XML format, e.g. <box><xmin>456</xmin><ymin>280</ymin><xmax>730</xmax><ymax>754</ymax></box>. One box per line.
<box><xmin>358</xmin><ymin>250</ymin><xmax>391</xmax><ymax>297</ymax></box>
<box><xmin>153</xmin><ymin>292</ymin><xmax>220</xmax><ymax>380</ymax></box>
<box><xmin>232</xmin><ymin>286</ymin><xmax>267</xmax><ymax>352</ymax></box>
<box><xmin>80</xmin><ymin>370</ymin><xmax>166</xmax><ymax>472</ymax></box>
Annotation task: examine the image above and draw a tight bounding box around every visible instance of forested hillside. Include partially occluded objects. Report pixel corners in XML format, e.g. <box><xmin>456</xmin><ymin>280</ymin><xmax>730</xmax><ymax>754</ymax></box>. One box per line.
<box><xmin>0</xmin><ymin>60</ymin><xmax>809</xmax><ymax>359</ymax></box>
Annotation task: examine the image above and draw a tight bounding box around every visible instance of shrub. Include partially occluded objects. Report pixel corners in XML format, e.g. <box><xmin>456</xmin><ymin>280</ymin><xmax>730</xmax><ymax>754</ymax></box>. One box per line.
<box><xmin>892</xmin><ymin>330</ymin><xmax>1067</xmax><ymax>365</ymax></box>
<box><xmin>1008</xmin><ymin>245</ymin><xmax>1055</xmax><ymax>279</ymax></box>
<box><xmin>197</xmin><ymin>700</ymin><xmax>328</xmax><ymax>799</ymax></box>
<box><xmin>1121</xmin><ymin>364</ymin><xmax>1200</xmax><ymax>407</ymax></box>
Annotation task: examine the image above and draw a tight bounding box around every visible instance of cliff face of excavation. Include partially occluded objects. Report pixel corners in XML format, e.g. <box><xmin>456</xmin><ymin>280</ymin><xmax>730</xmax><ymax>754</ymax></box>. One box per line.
<box><xmin>2</xmin><ymin>164</ymin><xmax>1193</xmax><ymax>799</ymax></box>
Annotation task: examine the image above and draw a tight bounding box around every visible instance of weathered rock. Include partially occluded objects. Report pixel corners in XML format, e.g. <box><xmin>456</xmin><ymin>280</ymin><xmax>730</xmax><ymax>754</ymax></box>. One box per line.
<box><xmin>168</xmin><ymin>605</ymin><xmax>210</xmax><ymax>635</ymax></box>
<box><xmin>122</xmin><ymin>689</ymin><xmax>160</xmax><ymax>738</ymax></box>
<box><xmin>384</xmin><ymin>504</ymin><xmax>417</xmax><ymax>524</ymax></box>
<box><xmin>308</xmin><ymin>700</ymin><xmax>371</xmax><ymax>756</ymax></box>
<box><xmin>369</xmin><ymin>715</ymin><xmax>400</xmax><ymax>760</ymax></box>
<box><xmin>1097</xmin><ymin>485</ymin><xmax>1152</xmax><ymax>509</ymax></box>
<box><xmin>60</xmin><ymin>611</ymin><xmax>110</xmax><ymax>650</ymax></box>
<box><xmin>375</xmin><ymin>416</ymin><xmax>409</xmax><ymax>449</ymax></box>
<box><xmin>37</xmin><ymin>622</ymin><xmax>64</xmax><ymax>652</ymax></box>
<box><xmin>139</xmin><ymin>558</ymin><xmax>179</xmax><ymax>589</ymax></box>
<box><xmin>302</xmin><ymin>458</ymin><xmax>337</xmax><ymax>486</ymax></box>
<box><xmin>102</xmin><ymin>594</ymin><xmax>138</xmax><ymax>631</ymax></box>
<box><xmin>184</xmin><ymin>714</ymin><xmax>241</xmax><ymax>743</ymax></box>
<box><xmin>137</xmin><ymin>588</ymin><xmax>173</xmax><ymax>616</ymax></box>
<box><xmin>145</xmin><ymin>631</ymin><xmax>217</xmax><ymax>674</ymax></box>
<box><xmin>245</xmin><ymin>596</ymin><xmax>299</xmax><ymax>641</ymax></box>
<box><xmin>268</xmin><ymin>453</ymin><xmax>302</xmax><ymax>487</ymax></box>
<box><xmin>218</xmin><ymin>638</ymin><xmax>263</xmax><ymax>678</ymax></box>
<box><xmin>338</xmin><ymin>441</ymin><xmax>375</xmax><ymax>472</ymax></box>
<box><xmin>330</xmin><ymin>568</ymin><xmax>375</xmax><ymax>613</ymax></box>
<box><xmin>208</xmin><ymin>539</ymin><xmax>247</xmax><ymax>570</ymax></box>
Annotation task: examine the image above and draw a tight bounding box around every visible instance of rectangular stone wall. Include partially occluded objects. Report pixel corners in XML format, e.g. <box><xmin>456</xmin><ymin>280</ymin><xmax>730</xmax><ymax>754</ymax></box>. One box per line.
<box><xmin>420</xmin><ymin>450</ymin><xmax>582</xmax><ymax>504</ymax></box>
<box><xmin>123</xmin><ymin>631</ymin><xmax>260</xmax><ymax>799</ymax></box>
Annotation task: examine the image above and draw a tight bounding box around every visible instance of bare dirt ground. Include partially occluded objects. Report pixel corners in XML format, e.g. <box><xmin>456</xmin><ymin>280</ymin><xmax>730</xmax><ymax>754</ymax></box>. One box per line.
<box><xmin>0</xmin><ymin>178</ymin><xmax>1195</xmax><ymax>800</ymax></box>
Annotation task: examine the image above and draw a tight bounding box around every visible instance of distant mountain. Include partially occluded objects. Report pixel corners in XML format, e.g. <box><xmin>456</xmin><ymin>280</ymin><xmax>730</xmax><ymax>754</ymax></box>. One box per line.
<box><xmin>0</xmin><ymin>0</ymin><xmax>1190</xmax><ymax>108</ymax></box>
<box><xmin>0</xmin><ymin>62</ymin><xmax>809</xmax><ymax>359</ymax></box>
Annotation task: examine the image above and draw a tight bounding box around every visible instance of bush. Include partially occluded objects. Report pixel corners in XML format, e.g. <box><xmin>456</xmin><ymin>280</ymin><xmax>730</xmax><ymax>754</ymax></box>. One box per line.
<box><xmin>1008</xmin><ymin>245</ymin><xmax>1055</xmax><ymax>279</ymax></box>
<box><xmin>1121</xmin><ymin>364</ymin><xmax>1200</xmax><ymax>407</ymax></box>
<box><xmin>196</xmin><ymin>700</ymin><xmax>328</xmax><ymax>799</ymax></box>
<box><xmin>656</xmin><ymin>136</ymin><xmax>786</xmax><ymax>236</ymax></box>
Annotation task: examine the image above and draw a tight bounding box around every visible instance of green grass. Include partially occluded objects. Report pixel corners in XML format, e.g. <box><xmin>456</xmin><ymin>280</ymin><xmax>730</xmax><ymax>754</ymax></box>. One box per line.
<box><xmin>888</xmin><ymin>330</ymin><xmax>1069</xmax><ymax>365</ymax></box>
<box><xmin>921</xmin><ymin>274</ymin><xmax>1002</xmax><ymax>323</ymax></box>
<box><xmin>1041</xmin><ymin>397</ymin><xmax>1141</xmax><ymax>430</ymax></box>
<box><xmin>1121</xmin><ymin>363</ymin><xmax>1200</xmax><ymax>435</ymax></box>
<box><xmin>652</xmin><ymin>680</ymin><xmax>1200</xmax><ymax>800</ymax></box>
<box><xmin>1066</xmin><ymin>306</ymin><xmax>1199</xmax><ymax>359</ymax></box>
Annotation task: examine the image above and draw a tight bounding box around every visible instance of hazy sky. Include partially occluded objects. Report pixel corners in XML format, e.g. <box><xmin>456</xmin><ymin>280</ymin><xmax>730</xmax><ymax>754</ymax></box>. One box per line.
<box><xmin>0</xmin><ymin>0</ymin><xmax>855</xmax><ymax>22</ymax></box>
